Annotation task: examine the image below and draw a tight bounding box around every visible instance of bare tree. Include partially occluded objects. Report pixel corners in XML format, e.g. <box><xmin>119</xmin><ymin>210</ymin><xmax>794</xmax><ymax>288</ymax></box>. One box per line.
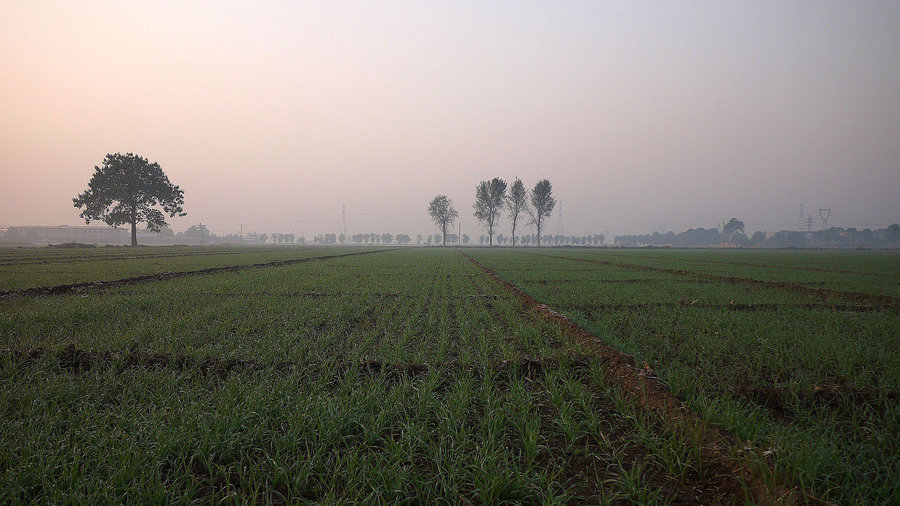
<box><xmin>506</xmin><ymin>177</ymin><xmax>528</xmax><ymax>247</ymax></box>
<box><xmin>428</xmin><ymin>195</ymin><xmax>458</xmax><ymax>246</ymax></box>
<box><xmin>473</xmin><ymin>178</ymin><xmax>507</xmax><ymax>246</ymax></box>
<box><xmin>527</xmin><ymin>179</ymin><xmax>555</xmax><ymax>247</ymax></box>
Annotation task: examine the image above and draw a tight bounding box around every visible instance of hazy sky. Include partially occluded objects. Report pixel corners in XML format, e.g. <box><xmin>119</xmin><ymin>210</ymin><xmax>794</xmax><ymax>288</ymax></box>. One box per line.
<box><xmin>2</xmin><ymin>1</ymin><xmax>898</xmax><ymax>238</ymax></box>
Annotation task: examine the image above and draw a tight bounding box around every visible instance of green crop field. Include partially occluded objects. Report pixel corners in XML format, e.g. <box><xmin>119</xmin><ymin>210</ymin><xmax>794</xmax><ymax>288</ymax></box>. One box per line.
<box><xmin>1</xmin><ymin>246</ymin><xmax>898</xmax><ymax>503</ymax></box>
<box><xmin>0</xmin><ymin>245</ymin><xmax>384</xmax><ymax>292</ymax></box>
<box><xmin>467</xmin><ymin>248</ymin><xmax>900</xmax><ymax>504</ymax></box>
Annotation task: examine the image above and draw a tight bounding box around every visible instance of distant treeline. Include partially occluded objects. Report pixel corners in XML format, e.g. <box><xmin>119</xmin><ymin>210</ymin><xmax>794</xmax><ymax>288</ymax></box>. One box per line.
<box><xmin>109</xmin><ymin>229</ymin><xmax>606</xmax><ymax>247</ymax></box>
<box><xmin>615</xmin><ymin>224</ymin><xmax>900</xmax><ymax>248</ymax></box>
<box><xmin>300</xmin><ymin>233</ymin><xmax>605</xmax><ymax>246</ymax></box>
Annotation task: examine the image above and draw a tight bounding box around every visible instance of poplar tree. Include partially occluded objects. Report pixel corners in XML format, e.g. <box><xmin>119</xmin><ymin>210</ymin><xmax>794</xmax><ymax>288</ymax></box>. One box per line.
<box><xmin>473</xmin><ymin>178</ymin><xmax>507</xmax><ymax>246</ymax></box>
<box><xmin>527</xmin><ymin>179</ymin><xmax>555</xmax><ymax>247</ymax></box>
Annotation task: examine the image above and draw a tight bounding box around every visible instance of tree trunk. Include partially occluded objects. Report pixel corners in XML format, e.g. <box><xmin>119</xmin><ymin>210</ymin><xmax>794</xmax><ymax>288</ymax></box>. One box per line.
<box><xmin>130</xmin><ymin>206</ymin><xmax>138</xmax><ymax>246</ymax></box>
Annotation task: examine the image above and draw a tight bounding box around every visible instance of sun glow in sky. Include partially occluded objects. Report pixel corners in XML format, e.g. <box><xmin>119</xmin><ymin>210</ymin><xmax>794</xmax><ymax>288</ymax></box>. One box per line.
<box><xmin>2</xmin><ymin>1</ymin><xmax>898</xmax><ymax>237</ymax></box>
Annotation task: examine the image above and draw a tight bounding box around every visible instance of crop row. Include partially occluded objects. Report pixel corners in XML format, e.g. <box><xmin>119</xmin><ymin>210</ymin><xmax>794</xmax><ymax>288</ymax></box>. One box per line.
<box><xmin>0</xmin><ymin>246</ymin><xmax>377</xmax><ymax>291</ymax></box>
<box><xmin>591</xmin><ymin>247</ymin><xmax>899</xmax><ymax>275</ymax></box>
<box><xmin>554</xmin><ymin>248</ymin><xmax>900</xmax><ymax>298</ymax></box>
<box><xmin>2</xmin><ymin>352</ymin><xmax>753</xmax><ymax>503</ymax></box>
<box><xmin>0</xmin><ymin>245</ymin><xmax>300</xmax><ymax>264</ymax></box>
<box><xmin>1</xmin><ymin>251</ymin><xmax>567</xmax><ymax>363</ymax></box>
<box><xmin>467</xmin><ymin>248</ymin><xmax>900</xmax><ymax>503</ymax></box>
<box><xmin>0</xmin><ymin>249</ymin><xmax>762</xmax><ymax>503</ymax></box>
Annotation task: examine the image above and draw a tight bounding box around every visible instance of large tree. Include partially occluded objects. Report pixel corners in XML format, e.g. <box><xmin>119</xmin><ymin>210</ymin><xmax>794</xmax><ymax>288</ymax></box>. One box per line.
<box><xmin>506</xmin><ymin>177</ymin><xmax>528</xmax><ymax>247</ymax></box>
<box><xmin>527</xmin><ymin>179</ymin><xmax>555</xmax><ymax>247</ymax></box>
<box><xmin>473</xmin><ymin>177</ymin><xmax>507</xmax><ymax>246</ymax></box>
<box><xmin>888</xmin><ymin>224</ymin><xmax>900</xmax><ymax>247</ymax></box>
<box><xmin>428</xmin><ymin>195</ymin><xmax>458</xmax><ymax>246</ymax></box>
<box><xmin>722</xmin><ymin>218</ymin><xmax>745</xmax><ymax>246</ymax></box>
<box><xmin>73</xmin><ymin>153</ymin><xmax>185</xmax><ymax>246</ymax></box>
<box><xmin>184</xmin><ymin>224</ymin><xmax>209</xmax><ymax>242</ymax></box>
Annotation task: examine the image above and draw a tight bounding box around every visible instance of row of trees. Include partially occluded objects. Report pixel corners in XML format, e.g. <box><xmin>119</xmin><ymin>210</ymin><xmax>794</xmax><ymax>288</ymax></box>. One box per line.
<box><xmin>311</xmin><ymin>233</ymin><xmax>413</xmax><ymax>245</ymax></box>
<box><xmin>429</xmin><ymin>178</ymin><xmax>556</xmax><ymax>247</ymax></box>
<box><xmin>247</xmin><ymin>231</ymin><xmax>607</xmax><ymax>247</ymax></box>
<box><xmin>76</xmin><ymin>154</ymin><xmax>894</xmax><ymax>250</ymax></box>
<box><xmin>481</xmin><ymin>233</ymin><xmax>604</xmax><ymax>246</ymax></box>
<box><xmin>614</xmin><ymin>220</ymin><xmax>900</xmax><ymax>248</ymax></box>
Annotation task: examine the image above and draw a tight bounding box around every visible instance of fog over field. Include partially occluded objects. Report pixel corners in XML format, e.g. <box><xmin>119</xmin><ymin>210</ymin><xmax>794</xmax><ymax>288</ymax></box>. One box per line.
<box><xmin>1</xmin><ymin>1</ymin><xmax>898</xmax><ymax>237</ymax></box>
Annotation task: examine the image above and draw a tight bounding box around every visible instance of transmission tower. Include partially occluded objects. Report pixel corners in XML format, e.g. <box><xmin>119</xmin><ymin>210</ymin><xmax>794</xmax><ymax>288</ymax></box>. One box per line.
<box><xmin>806</xmin><ymin>213</ymin><xmax>815</xmax><ymax>232</ymax></box>
<box><xmin>818</xmin><ymin>207</ymin><xmax>831</xmax><ymax>230</ymax></box>
<box><xmin>341</xmin><ymin>204</ymin><xmax>346</xmax><ymax>242</ymax></box>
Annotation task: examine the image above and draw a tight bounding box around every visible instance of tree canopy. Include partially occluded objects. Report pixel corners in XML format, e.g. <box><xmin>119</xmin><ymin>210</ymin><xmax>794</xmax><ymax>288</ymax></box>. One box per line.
<box><xmin>73</xmin><ymin>153</ymin><xmax>185</xmax><ymax>246</ymax></box>
<box><xmin>506</xmin><ymin>178</ymin><xmax>528</xmax><ymax>247</ymax></box>
<box><xmin>184</xmin><ymin>224</ymin><xmax>209</xmax><ymax>241</ymax></box>
<box><xmin>428</xmin><ymin>195</ymin><xmax>458</xmax><ymax>246</ymax></box>
<box><xmin>723</xmin><ymin>218</ymin><xmax>745</xmax><ymax>244</ymax></box>
<box><xmin>473</xmin><ymin>178</ymin><xmax>507</xmax><ymax>246</ymax></box>
<box><xmin>888</xmin><ymin>223</ymin><xmax>900</xmax><ymax>247</ymax></box>
<box><xmin>527</xmin><ymin>179</ymin><xmax>555</xmax><ymax>246</ymax></box>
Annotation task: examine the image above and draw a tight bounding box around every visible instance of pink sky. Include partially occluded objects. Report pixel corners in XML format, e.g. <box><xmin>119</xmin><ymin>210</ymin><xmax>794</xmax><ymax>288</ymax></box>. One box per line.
<box><xmin>2</xmin><ymin>1</ymin><xmax>898</xmax><ymax>238</ymax></box>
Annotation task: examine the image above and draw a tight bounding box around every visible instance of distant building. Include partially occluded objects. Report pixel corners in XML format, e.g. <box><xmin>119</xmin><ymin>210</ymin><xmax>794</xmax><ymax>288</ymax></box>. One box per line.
<box><xmin>2</xmin><ymin>225</ymin><xmax>128</xmax><ymax>245</ymax></box>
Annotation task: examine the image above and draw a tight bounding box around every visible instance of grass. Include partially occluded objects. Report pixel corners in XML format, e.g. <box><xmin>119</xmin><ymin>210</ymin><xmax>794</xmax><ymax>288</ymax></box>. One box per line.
<box><xmin>468</xmin><ymin>247</ymin><xmax>900</xmax><ymax>504</ymax></box>
<box><xmin>2</xmin><ymin>245</ymin><xmax>897</xmax><ymax>502</ymax></box>
<box><xmin>553</xmin><ymin>247</ymin><xmax>900</xmax><ymax>298</ymax></box>
<box><xmin>0</xmin><ymin>245</ymin><xmax>380</xmax><ymax>291</ymax></box>
<box><xmin>2</xmin><ymin>356</ymin><xmax>720</xmax><ymax>503</ymax></box>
